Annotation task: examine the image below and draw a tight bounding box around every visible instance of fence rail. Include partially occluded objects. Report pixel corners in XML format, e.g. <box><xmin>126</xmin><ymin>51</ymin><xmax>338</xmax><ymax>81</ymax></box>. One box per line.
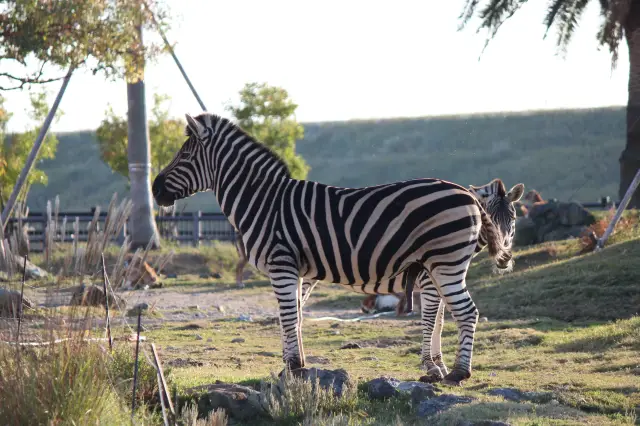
<box><xmin>4</xmin><ymin>198</ymin><xmax>621</xmax><ymax>252</ymax></box>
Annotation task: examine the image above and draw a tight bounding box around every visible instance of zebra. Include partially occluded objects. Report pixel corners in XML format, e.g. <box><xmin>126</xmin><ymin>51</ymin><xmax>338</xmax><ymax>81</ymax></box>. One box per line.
<box><xmin>152</xmin><ymin>112</ymin><xmax>521</xmax><ymax>386</ymax></box>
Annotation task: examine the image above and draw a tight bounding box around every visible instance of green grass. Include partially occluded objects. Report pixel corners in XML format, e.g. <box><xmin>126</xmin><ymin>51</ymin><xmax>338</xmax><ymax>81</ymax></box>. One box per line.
<box><xmin>26</xmin><ymin>106</ymin><xmax>625</xmax><ymax>212</ymax></box>
<box><xmin>6</xmin><ymin>211</ymin><xmax>640</xmax><ymax>425</ymax></box>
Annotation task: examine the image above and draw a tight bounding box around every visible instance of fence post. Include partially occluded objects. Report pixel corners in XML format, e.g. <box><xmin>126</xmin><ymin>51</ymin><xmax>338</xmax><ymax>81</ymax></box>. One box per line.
<box><xmin>192</xmin><ymin>211</ymin><xmax>201</xmax><ymax>247</ymax></box>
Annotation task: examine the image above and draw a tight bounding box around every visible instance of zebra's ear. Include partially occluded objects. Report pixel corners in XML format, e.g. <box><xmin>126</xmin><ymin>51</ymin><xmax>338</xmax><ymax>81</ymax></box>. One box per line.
<box><xmin>185</xmin><ymin>113</ymin><xmax>205</xmax><ymax>138</ymax></box>
<box><xmin>507</xmin><ymin>183</ymin><xmax>525</xmax><ymax>203</ymax></box>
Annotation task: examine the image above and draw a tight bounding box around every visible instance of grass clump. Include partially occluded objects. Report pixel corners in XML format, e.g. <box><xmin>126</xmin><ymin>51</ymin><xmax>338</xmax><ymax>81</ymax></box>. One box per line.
<box><xmin>0</xmin><ymin>337</ymin><xmax>148</xmax><ymax>425</ymax></box>
<box><xmin>178</xmin><ymin>402</ymin><xmax>228</xmax><ymax>426</ymax></box>
<box><xmin>261</xmin><ymin>368</ymin><xmax>359</xmax><ymax>426</ymax></box>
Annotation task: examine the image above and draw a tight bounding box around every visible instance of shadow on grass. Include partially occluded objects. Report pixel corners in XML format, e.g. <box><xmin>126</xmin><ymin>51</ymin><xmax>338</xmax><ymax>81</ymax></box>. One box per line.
<box><xmin>553</xmin><ymin>317</ymin><xmax>640</xmax><ymax>353</ymax></box>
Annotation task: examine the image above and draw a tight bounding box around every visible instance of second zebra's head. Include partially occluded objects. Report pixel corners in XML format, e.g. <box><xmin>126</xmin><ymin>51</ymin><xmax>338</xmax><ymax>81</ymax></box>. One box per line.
<box><xmin>469</xmin><ymin>178</ymin><xmax>525</xmax><ymax>249</ymax></box>
<box><xmin>153</xmin><ymin>113</ymin><xmax>218</xmax><ymax>207</ymax></box>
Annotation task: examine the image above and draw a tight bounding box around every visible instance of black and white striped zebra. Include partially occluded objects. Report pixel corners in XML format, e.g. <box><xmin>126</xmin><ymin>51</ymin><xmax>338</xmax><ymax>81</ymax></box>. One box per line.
<box><xmin>152</xmin><ymin>112</ymin><xmax>520</xmax><ymax>385</ymax></box>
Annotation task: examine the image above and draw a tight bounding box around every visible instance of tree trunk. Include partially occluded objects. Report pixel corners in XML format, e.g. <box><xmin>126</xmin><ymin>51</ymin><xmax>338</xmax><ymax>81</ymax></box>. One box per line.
<box><xmin>621</xmin><ymin>5</ymin><xmax>640</xmax><ymax>208</ymax></box>
<box><xmin>127</xmin><ymin>26</ymin><xmax>161</xmax><ymax>250</ymax></box>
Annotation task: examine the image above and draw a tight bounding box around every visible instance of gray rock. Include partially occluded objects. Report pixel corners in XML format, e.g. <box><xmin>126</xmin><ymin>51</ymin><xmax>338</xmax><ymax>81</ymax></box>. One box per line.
<box><xmin>0</xmin><ymin>288</ymin><xmax>34</xmax><ymax>317</ymax></box>
<box><xmin>410</xmin><ymin>384</ymin><xmax>437</xmax><ymax>406</ymax></box>
<box><xmin>417</xmin><ymin>394</ymin><xmax>475</xmax><ymax>417</ymax></box>
<box><xmin>231</xmin><ymin>338</ymin><xmax>245</xmax><ymax>343</ymax></box>
<box><xmin>368</xmin><ymin>376</ymin><xmax>401</xmax><ymax>400</ymax></box>
<box><xmin>514</xmin><ymin>216</ymin><xmax>538</xmax><ymax>246</ymax></box>
<box><xmin>487</xmin><ymin>387</ymin><xmax>523</xmax><ymax>402</ymax></box>
<box><xmin>184</xmin><ymin>383</ymin><xmax>266</xmax><ymax>420</ymax></box>
<box><xmin>70</xmin><ymin>285</ymin><xmax>126</xmax><ymax>309</ymax></box>
<box><xmin>339</xmin><ymin>342</ymin><xmax>361</xmax><ymax>350</ymax></box>
<box><xmin>557</xmin><ymin>202</ymin><xmax>596</xmax><ymax>227</ymax></box>
<box><xmin>287</xmin><ymin>368</ymin><xmax>351</xmax><ymax>397</ymax></box>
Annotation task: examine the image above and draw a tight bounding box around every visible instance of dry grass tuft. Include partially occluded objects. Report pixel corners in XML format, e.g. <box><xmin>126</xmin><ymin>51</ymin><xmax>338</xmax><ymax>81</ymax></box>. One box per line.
<box><xmin>579</xmin><ymin>208</ymin><xmax>639</xmax><ymax>253</ymax></box>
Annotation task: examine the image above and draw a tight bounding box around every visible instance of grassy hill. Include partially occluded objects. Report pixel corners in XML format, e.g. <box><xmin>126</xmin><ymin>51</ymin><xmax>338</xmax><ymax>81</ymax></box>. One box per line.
<box><xmin>25</xmin><ymin>106</ymin><xmax>626</xmax><ymax>212</ymax></box>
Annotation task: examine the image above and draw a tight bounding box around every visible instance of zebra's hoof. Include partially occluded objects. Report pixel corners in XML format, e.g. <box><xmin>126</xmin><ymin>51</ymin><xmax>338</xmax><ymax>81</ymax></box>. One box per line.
<box><xmin>442</xmin><ymin>369</ymin><xmax>471</xmax><ymax>386</ymax></box>
<box><xmin>419</xmin><ymin>366</ymin><xmax>445</xmax><ymax>383</ymax></box>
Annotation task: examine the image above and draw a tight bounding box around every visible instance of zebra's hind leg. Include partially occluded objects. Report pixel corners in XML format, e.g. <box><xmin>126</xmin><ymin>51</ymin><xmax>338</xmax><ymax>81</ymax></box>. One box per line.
<box><xmin>430</xmin><ymin>264</ymin><xmax>479</xmax><ymax>387</ymax></box>
<box><xmin>269</xmin><ymin>260</ymin><xmax>306</xmax><ymax>373</ymax></box>
<box><xmin>418</xmin><ymin>276</ymin><xmax>446</xmax><ymax>383</ymax></box>
<box><xmin>431</xmin><ymin>298</ymin><xmax>449</xmax><ymax>376</ymax></box>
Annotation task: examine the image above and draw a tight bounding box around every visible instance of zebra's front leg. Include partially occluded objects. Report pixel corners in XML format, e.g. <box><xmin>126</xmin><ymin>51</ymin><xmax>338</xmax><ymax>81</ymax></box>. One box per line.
<box><xmin>419</xmin><ymin>279</ymin><xmax>446</xmax><ymax>383</ymax></box>
<box><xmin>270</xmin><ymin>269</ymin><xmax>306</xmax><ymax>372</ymax></box>
<box><xmin>430</xmin><ymin>266</ymin><xmax>479</xmax><ymax>387</ymax></box>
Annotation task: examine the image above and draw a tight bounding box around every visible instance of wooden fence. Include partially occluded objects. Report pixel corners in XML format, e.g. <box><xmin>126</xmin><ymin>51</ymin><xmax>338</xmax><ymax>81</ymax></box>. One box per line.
<box><xmin>4</xmin><ymin>211</ymin><xmax>237</xmax><ymax>252</ymax></box>
<box><xmin>4</xmin><ymin>197</ymin><xmax>620</xmax><ymax>252</ymax></box>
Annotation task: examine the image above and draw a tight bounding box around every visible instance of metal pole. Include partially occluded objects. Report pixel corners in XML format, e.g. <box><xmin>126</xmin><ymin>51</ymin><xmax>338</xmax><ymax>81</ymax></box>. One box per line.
<box><xmin>142</xmin><ymin>1</ymin><xmax>207</xmax><ymax>111</ymax></box>
<box><xmin>595</xmin><ymin>167</ymin><xmax>640</xmax><ymax>252</ymax></box>
<box><xmin>1</xmin><ymin>68</ymin><xmax>74</xmax><ymax>230</ymax></box>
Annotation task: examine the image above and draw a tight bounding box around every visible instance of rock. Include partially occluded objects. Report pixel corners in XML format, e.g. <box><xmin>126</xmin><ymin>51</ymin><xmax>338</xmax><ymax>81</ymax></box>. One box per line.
<box><xmin>287</xmin><ymin>368</ymin><xmax>351</xmax><ymax>397</ymax></box>
<box><xmin>185</xmin><ymin>383</ymin><xmax>266</xmax><ymax>420</ymax></box>
<box><xmin>361</xmin><ymin>356</ymin><xmax>379</xmax><ymax>361</ymax></box>
<box><xmin>514</xmin><ymin>217</ymin><xmax>537</xmax><ymax>246</ymax></box>
<box><xmin>411</xmin><ymin>384</ymin><xmax>437</xmax><ymax>406</ymax></box>
<box><xmin>487</xmin><ymin>388</ymin><xmax>523</xmax><ymax>402</ymax></box>
<box><xmin>557</xmin><ymin>202</ymin><xmax>596</xmax><ymax>227</ymax></box>
<box><xmin>125</xmin><ymin>302</ymin><xmax>148</xmax><ymax>316</ymax></box>
<box><xmin>12</xmin><ymin>254</ymin><xmax>48</xmax><ymax>280</ymax></box>
<box><xmin>417</xmin><ymin>394</ymin><xmax>475</xmax><ymax>417</ymax></box>
<box><xmin>212</xmin><ymin>272</ymin><xmax>222</xmax><ymax>279</ymax></box>
<box><xmin>330</xmin><ymin>323</ymin><xmax>340</xmax><ymax>329</ymax></box>
<box><xmin>0</xmin><ymin>288</ymin><xmax>34</xmax><ymax>317</ymax></box>
<box><xmin>238</xmin><ymin>314</ymin><xmax>252</xmax><ymax>322</ymax></box>
<box><xmin>480</xmin><ymin>316</ymin><xmax>488</xmax><ymax>322</ymax></box>
<box><xmin>70</xmin><ymin>285</ymin><xmax>125</xmax><ymax>309</ymax></box>
<box><xmin>339</xmin><ymin>342</ymin><xmax>362</xmax><ymax>350</ymax></box>
<box><xmin>195</xmin><ymin>334</ymin><xmax>204</xmax><ymax>340</ymax></box>
<box><xmin>231</xmin><ymin>338</ymin><xmax>245</xmax><ymax>343</ymax></box>
<box><xmin>368</xmin><ymin>376</ymin><xmax>401</xmax><ymax>400</ymax></box>
<box><xmin>256</xmin><ymin>351</ymin><xmax>277</xmax><ymax>357</ymax></box>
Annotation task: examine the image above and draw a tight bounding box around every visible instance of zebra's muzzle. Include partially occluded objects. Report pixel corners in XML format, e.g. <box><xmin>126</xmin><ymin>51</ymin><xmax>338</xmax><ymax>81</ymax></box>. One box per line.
<box><xmin>152</xmin><ymin>174</ymin><xmax>177</xmax><ymax>207</ymax></box>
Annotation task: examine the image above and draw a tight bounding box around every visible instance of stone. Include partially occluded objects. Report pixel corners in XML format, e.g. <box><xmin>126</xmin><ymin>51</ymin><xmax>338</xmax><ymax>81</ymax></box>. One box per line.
<box><xmin>339</xmin><ymin>342</ymin><xmax>362</xmax><ymax>350</ymax></box>
<box><xmin>287</xmin><ymin>368</ymin><xmax>351</xmax><ymax>397</ymax></box>
<box><xmin>487</xmin><ymin>387</ymin><xmax>523</xmax><ymax>402</ymax></box>
<box><xmin>557</xmin><ymin>202</ymin><xmax>596</xmax><ymax>227</ymax></box>
<box><xmin>306</xmin><ymin>355</ymin><xmax>330</xmax><ymax>365</ymax></box>
<box><xmin>195</xmin><ymin>334</ymin><xmax>204</xmax><ymax>340</ymax></box>
<box><xmin>70</xmin><ymin>284</ymin><xmax>126</xmax><ymax>309</ymax></box>
<box><xmin>212</xmin><ymin>272</ymin><xmax>222</xmax><ymax>279</ymax></box>
<box><xmin>231</xmin><ymin>338</ymin><xmax>245</xmax><ymax>343</ymax></box>
<box><xmin>184</xmin><ymin>383</ymin><xmax>267</xmax><ymax>420</ymax></box>
<box><xmin>0</xmin><ymin>288</ymin><xmax>34</xmax><ymax>317</ymax></box>
<box><xmin>514</xmin><ymin>217</ymin><xmax>537</xmax><ymax>246</ymax></box>
<box><xmin>416</xmin><ymin>394</ymin><xmax>475</xmax><ymax>417</ymax></box>
<box><xmin>367</xmin><ymin>377</ymin><xmax>401</xmax><ymax>400</ymax></box>
<box><xmin>410</xmin><ymin>384</ymin><xmax>437</xmax><ymax>406</ymax></box>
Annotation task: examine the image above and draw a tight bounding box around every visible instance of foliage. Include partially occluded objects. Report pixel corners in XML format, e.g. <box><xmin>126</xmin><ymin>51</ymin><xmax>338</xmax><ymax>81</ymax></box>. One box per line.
<box><xmin>0</xmin><ymin>323</ymin><xmax>151</xmax><ymax>425</ymax></box>
<box><xmin>96</xmin><ymin>93</ymin><xmax>185</xmax><ymax>179</ymax></box>
<box><xmin>0</xmin><ymin>92</ymin><xmax>61</xmax><ymax>212</ymax></box>
<box><xmin>225</xmin><ymin>82</ymin><xmax>309</xmax><ymax>180</ymax></box>
<box><xmin>0</xmin><ymin>0</ymin><xmax>172</xmax><ymax>90</ymax></box>
<box><xmin>459</xmin><ymin>0</ymin><xmax>626</xmax><ymax>65</ymax></box>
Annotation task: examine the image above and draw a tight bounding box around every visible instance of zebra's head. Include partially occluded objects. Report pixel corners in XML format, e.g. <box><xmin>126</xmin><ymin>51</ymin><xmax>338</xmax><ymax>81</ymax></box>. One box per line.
<box><xmin>152</xmin><ymin>114</ymin><xmax>217</xmax><ymax>207</ymax></box>
<box><xmin>469</xmin><ymin>179</ymin><xmax>524</xmax><ymax>248</ymax></box>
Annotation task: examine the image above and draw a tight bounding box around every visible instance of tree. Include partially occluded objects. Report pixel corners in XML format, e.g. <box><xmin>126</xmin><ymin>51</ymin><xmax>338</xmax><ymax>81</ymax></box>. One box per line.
<box><xmin>97</xmin><ymin>93</ymin><xmax>185</xmax><ymax>179</ymax></box>
<box><xmin>225</xmin><ymin>82</ymin><xmax>310</xmax><ymax>180</ymax></box>
<box><xmin>0</xmin><ymin>92</ymin><xmax>61</xmax><ymax>213</ymax></box>
<box><xmin>459</xmin><ymin>0</ymin><xmax>640</xmax><ymax>208</ymax></box>
<box><xmin>0</xmin><ymin>0</ymin><xmax>171</xmax><ymax>90</ymax></box>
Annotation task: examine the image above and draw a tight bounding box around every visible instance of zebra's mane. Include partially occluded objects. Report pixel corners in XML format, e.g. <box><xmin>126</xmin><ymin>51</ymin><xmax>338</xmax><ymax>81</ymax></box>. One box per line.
<box><xmin>191</xmin><ymin>112</ymin><xmax>292</xmax><ymax>180</ymax></box>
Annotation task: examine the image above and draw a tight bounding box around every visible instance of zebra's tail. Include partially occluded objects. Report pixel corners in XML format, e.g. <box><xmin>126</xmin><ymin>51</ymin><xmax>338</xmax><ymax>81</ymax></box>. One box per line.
<box><xmin>478</xmin><ymin>204</ymin><xmax>513</xmax><ymax>273</ymax></box>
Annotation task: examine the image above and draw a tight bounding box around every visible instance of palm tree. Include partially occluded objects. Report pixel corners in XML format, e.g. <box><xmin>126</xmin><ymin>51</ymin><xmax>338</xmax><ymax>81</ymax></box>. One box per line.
<box><xmin>459</xmin><ymin>0</ymin><xmax>640</xmax><ymax>208</ymax></box>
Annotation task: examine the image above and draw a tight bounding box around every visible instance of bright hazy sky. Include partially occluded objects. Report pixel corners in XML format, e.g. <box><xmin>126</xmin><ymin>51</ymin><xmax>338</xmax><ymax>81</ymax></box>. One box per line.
<box><xmin>2</xmin><ymin>0</ymin><xmax>630</xmax><ymax>133</ymax></box>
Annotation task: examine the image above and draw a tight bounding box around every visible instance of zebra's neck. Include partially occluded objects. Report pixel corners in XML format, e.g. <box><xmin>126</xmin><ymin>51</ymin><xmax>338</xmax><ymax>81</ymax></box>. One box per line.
<box><xmin>208</xmin><ymin>120</ymin><xmax>292</xmax><ymax>234</ymax></box>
